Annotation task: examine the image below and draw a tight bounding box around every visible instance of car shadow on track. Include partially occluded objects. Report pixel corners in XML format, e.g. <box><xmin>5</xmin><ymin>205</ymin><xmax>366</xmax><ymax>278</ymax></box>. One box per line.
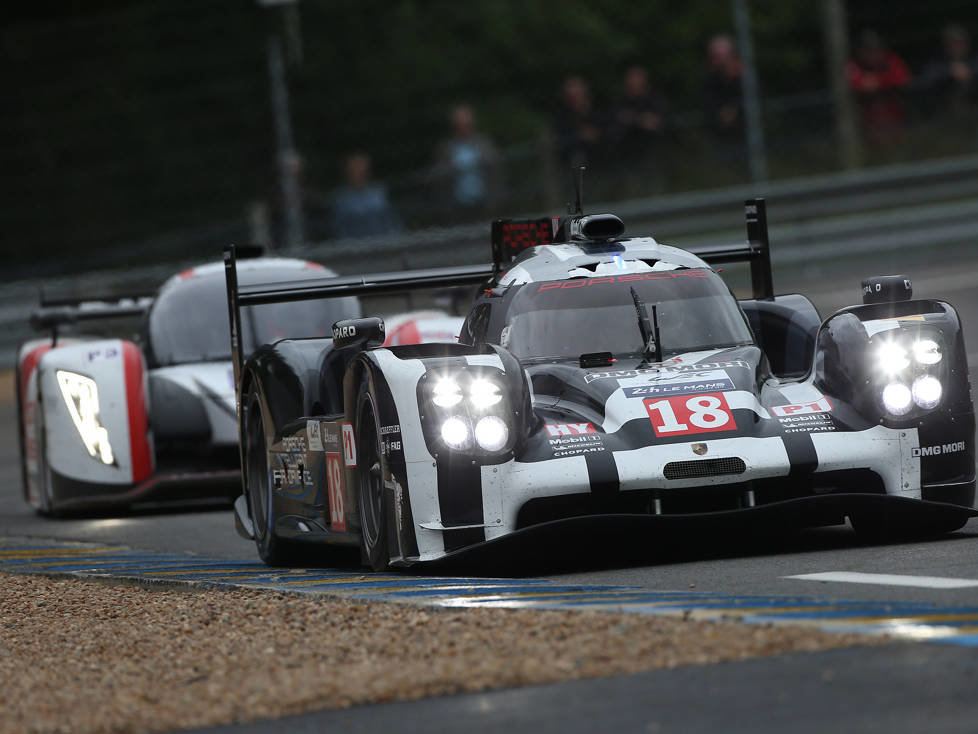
<box><xmin>418</xmin><ymin>519</ymin><xmax>978</xmax><ymax>579</ymax></box>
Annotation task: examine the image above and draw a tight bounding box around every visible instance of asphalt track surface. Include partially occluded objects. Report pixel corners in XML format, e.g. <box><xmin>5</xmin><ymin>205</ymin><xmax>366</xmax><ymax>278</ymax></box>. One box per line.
<box><xmin>5</xmin><ymin>252</ymin><xmax>978</xmax><ymax>732</ymax></box>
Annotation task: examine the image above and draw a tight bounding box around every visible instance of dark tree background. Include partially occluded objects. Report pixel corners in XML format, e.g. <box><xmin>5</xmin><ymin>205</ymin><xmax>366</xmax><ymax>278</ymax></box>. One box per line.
<box><xmin>4</xmin><ymin>1</ymin><xmax>978</xmax><ymax>277</ymax></box>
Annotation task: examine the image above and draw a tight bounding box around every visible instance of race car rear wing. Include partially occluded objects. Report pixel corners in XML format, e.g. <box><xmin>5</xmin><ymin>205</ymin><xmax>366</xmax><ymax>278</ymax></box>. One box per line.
<box><xmin>224</xmin><ymin>197</ymin><xmax>775</xmax><ymax>386</ymax></box>
<box><xmin>223</xmin><ymin>247</ymin><xmax>493</xmax><ymax>388</ymax></box>
<box><xmin>29</xmin><ymin>292</ymin><xmax>153</xmax><ymax>341</ymax></box>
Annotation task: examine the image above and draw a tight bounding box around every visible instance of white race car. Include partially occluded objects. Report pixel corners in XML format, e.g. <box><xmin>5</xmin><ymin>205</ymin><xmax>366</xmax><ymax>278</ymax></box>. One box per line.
<box><xmin>16</xmin><ymin>256</ymin><xmax>357</xmax><ymax>514</ymax></box>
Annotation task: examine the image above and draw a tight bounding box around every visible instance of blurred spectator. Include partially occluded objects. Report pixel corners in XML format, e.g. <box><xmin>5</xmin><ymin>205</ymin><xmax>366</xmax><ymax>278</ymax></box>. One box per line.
<box><xmin>552</xmin><ymin>76</ymin><xmax>604</xmax><ymax>169</ymax></box>
<box><xmin>432</xmin><ymin>104</ymin><xmax>502</xmax><ymax>214</ymax></box>
<box><xmin>702</xmin><ymin>34</ymin><xmax>744</xmax><ymax>140</ymax></box>
<box><xmin>921</xmin><ymin>23</ymin><xmax>978</xmax><ymax>128</ymax></box>
<box><xmin>328</xmin><ymin>152</ymin><xmax>401</xmax><ymax>239</ymax></box>
<box><xmin>847</xmin><ymin>31</ymin><xmax>912</xmax><ymax>147</ymax></box>
<box><xmin>610</xmin><ymin>66</ymin><xmax>671</xmax><ymax>195</ymax></box>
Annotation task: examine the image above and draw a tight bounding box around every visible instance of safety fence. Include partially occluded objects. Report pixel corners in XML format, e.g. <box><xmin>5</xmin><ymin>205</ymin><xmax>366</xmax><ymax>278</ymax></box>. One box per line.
<box><xmin>3</xmin><ymin>153</ymin><xmax>978</xmax><ymax>365</ymax></box>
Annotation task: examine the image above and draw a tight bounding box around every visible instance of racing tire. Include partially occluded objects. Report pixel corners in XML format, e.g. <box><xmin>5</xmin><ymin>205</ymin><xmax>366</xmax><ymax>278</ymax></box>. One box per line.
<box><xmin>355</xmin><ymin>376</ymin><xmax>391</xmax><ymax>572</ymax></box>
<box><xmin>244</xmin><ymin>385</ymin><xmax>300</xmax><ymax>566</ymax></box>
<box><xmin>33</xmin><ymin>390</ymin><xmax>55</xmax><ymax>517</ymax></box>
<box><xmin>14</xmin><ymin>362</ymin><xmax>29</xmax><ymax>503</ymax></box>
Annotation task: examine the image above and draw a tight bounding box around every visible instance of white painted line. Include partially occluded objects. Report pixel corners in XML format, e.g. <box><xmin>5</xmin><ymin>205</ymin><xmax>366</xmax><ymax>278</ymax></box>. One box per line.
<box><xmin>785</xmin><ymin>572</ymin><xmax>978</xmax><ymax>589</ymax></box>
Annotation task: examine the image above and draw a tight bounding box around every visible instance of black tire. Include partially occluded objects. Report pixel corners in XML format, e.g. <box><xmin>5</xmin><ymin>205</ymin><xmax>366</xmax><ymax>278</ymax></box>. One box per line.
<box><xmin>33</xmin><ymin>390</ymin><xmax>55</xmax><ymax>517</ymax></box>
<box><xmin>14</xmin><ymin>362</ymin><xmax>29</xmax><ymax>502</ymax></box>
<box><xmin>244</xmin><ymin>385</ymin><xmax>299</xmax><ymax>566</ymax></box>
<box><xmin>355</xmin><ymin>376</ymin><xmax>391</xmax><ymax>571</ymax></box>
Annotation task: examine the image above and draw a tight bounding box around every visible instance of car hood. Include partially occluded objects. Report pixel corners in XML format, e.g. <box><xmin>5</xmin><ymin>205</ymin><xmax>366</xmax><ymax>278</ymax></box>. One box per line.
<box><xmin>519</xmin><ymin>345</ymin><xmax>836</xmax><ymax>460</ymax></box>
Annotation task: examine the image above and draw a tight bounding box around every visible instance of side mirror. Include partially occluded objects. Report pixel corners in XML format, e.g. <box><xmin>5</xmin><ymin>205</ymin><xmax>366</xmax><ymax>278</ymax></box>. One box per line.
<box><xmin>332</xmin><ymin>317</ymin><xmax>385</xmax><ymax>350</ymax></box>
<box><xmin>862</xmin><ymin>275</ymin><xmax>912</xmax><ymax>304</ymax></box>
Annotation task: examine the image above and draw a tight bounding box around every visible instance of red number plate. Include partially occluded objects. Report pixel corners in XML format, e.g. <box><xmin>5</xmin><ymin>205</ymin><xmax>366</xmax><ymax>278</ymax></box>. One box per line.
<box><xmin>326</xmin><ymin>452</ymin><xmax>346</xmax><ymax>531</ymax></box>
<box><xmin>644</xmin><ymin>393</ymin><xmax>737</xmax><ymax>437</ymax></box>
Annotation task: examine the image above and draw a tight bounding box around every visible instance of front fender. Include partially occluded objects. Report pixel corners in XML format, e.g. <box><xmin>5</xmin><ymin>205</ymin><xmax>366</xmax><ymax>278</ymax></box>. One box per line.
<box><xmin>813</xmin><ymin>299</ymin><xmax>975</xmax><ymax>488</ymax></box>
<box><xmin>345</xmin><ymin>344</ymin><xmax>532</xmax><ymax>562</ymax></box>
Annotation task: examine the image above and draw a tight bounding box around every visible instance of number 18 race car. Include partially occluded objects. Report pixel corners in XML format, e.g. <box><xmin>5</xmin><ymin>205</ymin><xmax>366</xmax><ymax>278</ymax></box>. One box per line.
<box><xmin>225</xmin><ymin>198</ymin><xmax>976</xmax><ymax>568</ymax></box>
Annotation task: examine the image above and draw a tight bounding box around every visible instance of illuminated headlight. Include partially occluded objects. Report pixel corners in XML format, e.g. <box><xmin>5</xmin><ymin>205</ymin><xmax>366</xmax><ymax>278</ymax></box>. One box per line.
<box><xmin>56</xmin><ymin>370</ymin><xmax>114</xmax><ymax>465</ymax></box>
<box><xmin>912</xmin><ymin>375</ymin><xmax>942</xmax><ymax>409</ymax></box>
<box><xmin>877</xmin><ymin>341</ymin><xmax>909</xmax><ymax>375</ymax></box>
<box><xmin>432</xmin><ymin>378</ymin><xmax>463</xmax><ymax>408</ymax></box>
<box><xmin>474</xmin><ymin>415</ymin><xmax>509</xmax><ymax>451</ymax></box>
<box><xmin>469</xmin><ymin>378</ymin><xmax>502</xmax><ymax>409</ymax></box>
<box><xmin>913</xmin><ymin>339</ymin><xmax>942</xmax><ymax>365</ymax></box>
<box><xmin>440</xmin><ymin>416</ymin><xmax>471</xmax><ymax>449</ymax></box>
<box><xmin>881</xmin><ymin>382</ymin><xmax>913</xmax><ymax>416</ymax></box>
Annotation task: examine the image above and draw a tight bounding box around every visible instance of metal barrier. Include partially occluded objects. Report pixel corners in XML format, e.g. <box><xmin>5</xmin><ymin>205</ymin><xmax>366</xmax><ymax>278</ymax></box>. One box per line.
<box><xmin>4</xmin><ymin>153</ymin><xmax>978</xmax><ymax>365</ymax></box>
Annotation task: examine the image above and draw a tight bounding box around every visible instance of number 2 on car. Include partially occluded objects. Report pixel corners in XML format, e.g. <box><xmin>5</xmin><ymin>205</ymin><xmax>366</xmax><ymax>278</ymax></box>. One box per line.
<box><xmin>644</xmin><ymin>393</ymin><xmax>736</xmax><ymax>437</ymax></box>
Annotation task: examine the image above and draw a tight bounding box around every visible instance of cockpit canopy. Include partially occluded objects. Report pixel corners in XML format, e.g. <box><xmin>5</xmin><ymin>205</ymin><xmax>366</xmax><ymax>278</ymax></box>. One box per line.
<box><xmin>148</xmin><ymin>263</ymin><xmax>360</xmax><ymax>366</ymax></box>
<box><xmin>494</xmin><ymin>268</ymin><xmax>753</xmax><ymax>361</ymax></box>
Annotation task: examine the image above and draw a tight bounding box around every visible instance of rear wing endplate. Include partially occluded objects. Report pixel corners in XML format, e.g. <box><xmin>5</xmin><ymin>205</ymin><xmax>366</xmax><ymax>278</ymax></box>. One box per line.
<box><xmin>689</xmin><ymin>198</ymin><xmax>774</xmax><ymax>301</ymax></box>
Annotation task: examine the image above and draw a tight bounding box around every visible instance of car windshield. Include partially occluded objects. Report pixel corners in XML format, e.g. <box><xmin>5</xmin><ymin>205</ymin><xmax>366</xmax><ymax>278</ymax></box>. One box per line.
<box><xmin>500</xmin><ymin>269</ymin><xmax>753</xmax><ymax>360</ymax></box>
<box><xmin>148</xmin><ymin>270</ymin><xmax>360</xmax><ymax>365</ymax></box>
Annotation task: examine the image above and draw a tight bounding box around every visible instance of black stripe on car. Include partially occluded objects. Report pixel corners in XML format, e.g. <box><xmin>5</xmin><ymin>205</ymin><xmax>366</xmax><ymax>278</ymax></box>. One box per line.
<box><xmin>436</xmin><ymin>457</ymin><xmax>487</xmax><ymax>551</ymax></box>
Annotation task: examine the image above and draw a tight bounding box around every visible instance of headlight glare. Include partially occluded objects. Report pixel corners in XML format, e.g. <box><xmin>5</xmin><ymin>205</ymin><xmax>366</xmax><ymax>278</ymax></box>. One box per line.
<box><xmin>440</xmin><ymin>416</ymin><xmax>471</xmax><ymax>449</ymax></box>
<box><xmin>469</xmin><ymin>378</ymin><xmax>502</xmax><ymax>409</ymax></box>
<box><xmin>432</xmin><ymin>377</ymin><xmax>463</xmax><ymax>408</ymax></box>
<box><xmin>881</xmin><ymin>382</ymin><xmax>913</xmax><ymax>416</ymax></box>
<box><xmin>56</xmin><ymin>370</ymin><xmax>114</xmax><ymax>465</ymax></box>
<box><xmin>474</xmin><ymin>415</ymin><xmax>509</xmax><ymax>451</ymax></box>
<box><xmin>877</xmin><ymin>341</ymin><xmax>909</xmax><ymax>375</ymax></box>
<box><xmin>913</xmin><ymin>339</ymin><xmax>942</xmax><ymax>365</ymax></box>
<box><xmin>912</xmin><ymin>374</ymin><xmax>942</xmax><ymax>409</ymax></box>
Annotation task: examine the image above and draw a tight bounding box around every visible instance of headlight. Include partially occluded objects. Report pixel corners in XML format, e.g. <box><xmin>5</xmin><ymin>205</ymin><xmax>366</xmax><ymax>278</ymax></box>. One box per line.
<box><xmin>912</xmin><ymin>339</ymin><xmax>942</xmax><ymax>365</ymax></box>
<box><xmin>870</xmin><ymin>329</ymin><xmax>945</xmax><ymax>420</ymax></box>
<box><xmin>432</xmin><ymin>378</ymin><xmax>463</xmax><ymax>408</ymax></box>
<box><xmin>56</xmin><ymin>370</ymin><xmax>114</xmax><ymax>465</ymax></box>
<box><xmin>474</xmin><ymin>415</ymin><xmax>509</xmax><ymax>451</ymax></box>
<box><xmin>469</xmin><ymin>378</ymin><xmax>502</xmax><ymax>409</ymax></box>
<box><xmin>912</xmin><ymin>375</ymin><xmax>942</xmax><ymax>409</ymax></box>
<box><xmin>876</xmin><ymin>341</ymin><xmax>909</xmax><ymax>375</ymax></box>
<box><xmin>440</xmin><ymin>416</ymin><xmax>471</xmax><ymax>449</ymax></box>
<box><xmin>422</xmin><ymin>369</ymin><xmax>513</xmax><ymax>455</ymax></box>
<box><xmin>882</xmin><ymin>382</ymin><xmax>913</xmax><ymax>416</ymax></box>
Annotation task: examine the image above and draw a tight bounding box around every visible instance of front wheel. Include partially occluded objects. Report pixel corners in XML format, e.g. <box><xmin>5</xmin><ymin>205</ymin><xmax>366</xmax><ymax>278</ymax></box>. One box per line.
<box><xmin>244</xmin><ymin>386</ymin><xmax>299</xmax><ymax>565</ymax></box>
<box><xmin>355</xmin><ymin>377</ymin><xmax>390</xmax><ymax>571</ymax></box>
<box><xmin>33</xmin><ymin>392</ymin><xmax>55</xmax><ymax>516</ymax></box>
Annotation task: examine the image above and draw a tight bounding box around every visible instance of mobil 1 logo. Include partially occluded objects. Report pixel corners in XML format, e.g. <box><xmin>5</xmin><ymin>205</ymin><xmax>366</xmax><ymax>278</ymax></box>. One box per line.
<box><xmin>545</xmin><ymin>422</ymin><xmax>606</xmax><ymax>457</ymax></box>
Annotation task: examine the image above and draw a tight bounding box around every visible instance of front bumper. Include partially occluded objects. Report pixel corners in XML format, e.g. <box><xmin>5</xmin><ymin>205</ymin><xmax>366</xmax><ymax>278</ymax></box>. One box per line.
<box><xmin>418</xmin><ymin>492</ymin><xmax>978</xmax><ymax>568</ymax></box>
<box><xmin>409</xmin><ymin>426</ymin><xmax>971</xmax><ymax>562</ymax></box>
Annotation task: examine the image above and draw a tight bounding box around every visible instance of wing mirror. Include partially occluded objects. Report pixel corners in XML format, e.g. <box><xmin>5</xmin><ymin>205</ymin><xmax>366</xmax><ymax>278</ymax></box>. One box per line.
<box><xmin>332</xmin><ymin>317</ymin><xmax>385</xmax><ymax>350</ymax></box>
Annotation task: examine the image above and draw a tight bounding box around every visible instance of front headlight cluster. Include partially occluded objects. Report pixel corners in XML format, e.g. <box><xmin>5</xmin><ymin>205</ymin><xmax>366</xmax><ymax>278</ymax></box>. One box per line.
<box><xmin>56</xmin><ymin>370</ymin><xmax>114</xmax><ymax>465</ymax></box>
<box><xmin>423</xmin><ymin>371</ymin><xmax>511</xmax><ymax>454</ymax></box>
<box><xmin>875</xmin><ymin>335</ymin><xmax>944</xmax><ymax>417</ymax></box>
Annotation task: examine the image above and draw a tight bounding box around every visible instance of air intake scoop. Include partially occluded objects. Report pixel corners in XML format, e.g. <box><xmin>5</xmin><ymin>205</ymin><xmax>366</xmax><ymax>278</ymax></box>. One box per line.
<box><xmin>570</xmin><ymin>214</ymin><xmax>625</xmax><ymax>241</ymax></box>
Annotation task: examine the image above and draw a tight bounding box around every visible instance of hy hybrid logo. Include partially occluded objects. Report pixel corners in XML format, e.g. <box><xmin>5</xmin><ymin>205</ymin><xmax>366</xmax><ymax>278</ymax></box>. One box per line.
<box><xmin>545</xmin><ymin>423</ymin><xmax>596</xmax><ymax>437</ymax></box>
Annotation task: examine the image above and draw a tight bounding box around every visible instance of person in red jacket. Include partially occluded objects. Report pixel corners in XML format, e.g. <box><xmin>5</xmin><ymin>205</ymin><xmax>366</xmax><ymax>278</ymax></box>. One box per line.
<box><xmin>847</xmin><ymin>30</ymin><xmax>912</xmax><ymax>147</ymax></box>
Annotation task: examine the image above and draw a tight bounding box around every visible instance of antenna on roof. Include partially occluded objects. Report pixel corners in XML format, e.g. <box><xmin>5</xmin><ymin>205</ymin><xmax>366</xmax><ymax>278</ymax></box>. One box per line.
<box><xmin>568</xmin><ymin>165</ymin><xmax>586</xmax><ymax>215</ymax></box>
